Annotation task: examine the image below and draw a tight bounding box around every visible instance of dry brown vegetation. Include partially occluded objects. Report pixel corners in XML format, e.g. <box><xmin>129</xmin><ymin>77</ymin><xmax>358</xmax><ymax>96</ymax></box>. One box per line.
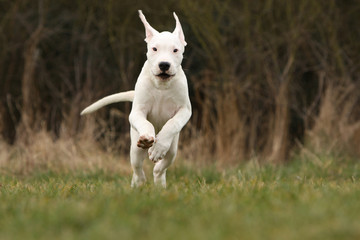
<box><xmin>0</xmin><ymin>0</ymin><xmax>359</xmax><ymax>170</ymax></box>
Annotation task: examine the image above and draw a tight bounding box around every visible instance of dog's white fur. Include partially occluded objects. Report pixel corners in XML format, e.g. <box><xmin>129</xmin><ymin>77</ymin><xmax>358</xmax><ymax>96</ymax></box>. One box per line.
<box><xmin>81</xmin><ymin>10</ymin><xmax>191</xmax><ymax>188</ymax></box>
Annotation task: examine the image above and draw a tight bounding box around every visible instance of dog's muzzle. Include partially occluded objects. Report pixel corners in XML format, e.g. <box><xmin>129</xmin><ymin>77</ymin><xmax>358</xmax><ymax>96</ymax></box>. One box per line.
<box><xmin>157</xmin><ymin>62</ymin><xmax>174</xmax><ymax>80</ymax></box>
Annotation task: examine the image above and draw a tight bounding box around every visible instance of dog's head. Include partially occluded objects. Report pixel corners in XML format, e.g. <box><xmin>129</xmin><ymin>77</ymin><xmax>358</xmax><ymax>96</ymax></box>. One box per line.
<box><xmin>139</xmin><ymin>10</ymin><xmax>187</xmax><ymax>82</ymax></box>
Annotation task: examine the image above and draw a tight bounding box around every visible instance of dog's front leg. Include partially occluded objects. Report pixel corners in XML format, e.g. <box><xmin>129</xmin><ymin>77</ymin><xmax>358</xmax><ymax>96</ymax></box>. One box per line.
<box><xmin>129</xmin><ymin>109</ymin><xmax>156</xmax><ymax>187</ymax></box>
<box><xmin>129</xmin><ymin>109</ymin><xmax>156</xmax><ymax>149</ymax></box>
<box><xmin>148</xmin><ymin>106</ymin><xmax>191</xmax><ymax>162</ymax></box>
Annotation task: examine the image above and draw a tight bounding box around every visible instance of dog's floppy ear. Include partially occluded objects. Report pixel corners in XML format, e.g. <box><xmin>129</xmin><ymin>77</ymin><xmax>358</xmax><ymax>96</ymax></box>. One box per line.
<box><xmin>139</xmin><ymin>10</ymin><xmax>159</xmax><ymax>43</ymax></box>
<box><xmin>173</xmin><ymin>12</ymin><xmax>187</xmax><ymax>46</ymax></box>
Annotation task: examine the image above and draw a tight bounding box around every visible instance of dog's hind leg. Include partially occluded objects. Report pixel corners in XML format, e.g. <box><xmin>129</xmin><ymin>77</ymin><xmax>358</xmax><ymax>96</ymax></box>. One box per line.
<box><xmin>153</xmin><ymin>134</ymin><xmax>179</xmax><ymax>188</ymax></box>
<box><xmin>130</xmin><ymin>128</ymin><xmax>147</xmax><ymax>187</ymax></box>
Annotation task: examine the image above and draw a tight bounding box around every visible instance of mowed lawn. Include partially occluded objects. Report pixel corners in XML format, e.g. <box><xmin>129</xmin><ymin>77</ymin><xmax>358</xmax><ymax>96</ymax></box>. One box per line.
<box><xmin>1</xmin><ymin>157</ymin><xmax>360</xmax><ymax>240</ymax></box>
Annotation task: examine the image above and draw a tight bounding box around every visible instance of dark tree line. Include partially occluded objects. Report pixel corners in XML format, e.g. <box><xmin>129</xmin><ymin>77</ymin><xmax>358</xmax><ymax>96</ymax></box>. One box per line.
<box><xmin>1</xmin><ymin>0</ymin><xmax>359</xmax><ymax>162</ymax></box>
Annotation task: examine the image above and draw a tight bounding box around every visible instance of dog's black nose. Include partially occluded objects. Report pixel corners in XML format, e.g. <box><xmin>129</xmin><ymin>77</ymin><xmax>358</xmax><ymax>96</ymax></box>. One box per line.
<box><xmin>159</xmin><ymin>62</ymin><xmax>170</xmax><ymax>71</ymax></box>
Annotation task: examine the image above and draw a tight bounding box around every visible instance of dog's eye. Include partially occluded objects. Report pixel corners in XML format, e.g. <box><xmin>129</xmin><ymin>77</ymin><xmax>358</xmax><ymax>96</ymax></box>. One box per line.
<box><xmin>152</xmin><ymin>47</ymin><xmax>157</xmax><ymax>52</ymax></box>
<box><xmin>173</xmin><ymin>49</ymin><xmax>178</xmax><ymax>53</ymax></box>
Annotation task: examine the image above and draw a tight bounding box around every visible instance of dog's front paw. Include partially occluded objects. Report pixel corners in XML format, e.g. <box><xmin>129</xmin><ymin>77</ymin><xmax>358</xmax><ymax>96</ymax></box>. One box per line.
<box><xmin>148</xmin><ymin>140</ymin><xmax>170</xmax><ymax>163</ymax></box>
<box><xmin>137</xmin><ymin>135</ymin><xmax>155</xmax><ymax>149</ymax></box>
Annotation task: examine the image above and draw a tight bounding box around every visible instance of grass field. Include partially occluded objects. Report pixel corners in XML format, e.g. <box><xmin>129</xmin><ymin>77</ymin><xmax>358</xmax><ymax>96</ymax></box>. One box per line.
<box><xmin>1</xmin><ymin>155</ymin><xmax>360</xmax><ymax>240</ymax></box>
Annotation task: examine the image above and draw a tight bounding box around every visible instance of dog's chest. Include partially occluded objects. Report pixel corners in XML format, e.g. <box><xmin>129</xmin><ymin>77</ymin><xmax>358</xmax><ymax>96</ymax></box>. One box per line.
<box><xmin>147</xmin><ymin>95</ymin><xmax>179</xmax><ymax>130</ymax></box>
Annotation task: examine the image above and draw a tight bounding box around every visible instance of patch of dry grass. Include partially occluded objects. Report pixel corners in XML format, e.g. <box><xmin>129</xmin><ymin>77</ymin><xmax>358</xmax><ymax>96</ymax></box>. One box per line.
<box><xmin>0</xmin><ymin>131</ymin><xmax>131</xmax><ymax>176</ymax></box>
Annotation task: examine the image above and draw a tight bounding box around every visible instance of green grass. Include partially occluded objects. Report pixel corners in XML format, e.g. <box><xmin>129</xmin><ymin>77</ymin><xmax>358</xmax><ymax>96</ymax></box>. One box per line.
<box><xmin>1</xmin><ymin>157</ymin><xmax>360</xmax><ymax>240</ymax></box>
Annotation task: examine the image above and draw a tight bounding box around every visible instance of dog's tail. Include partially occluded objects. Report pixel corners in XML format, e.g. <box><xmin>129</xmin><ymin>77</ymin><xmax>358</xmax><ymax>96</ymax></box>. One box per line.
<box><xmin>80</xmin><ymin>90</ymin><xmax>134</xmax><ymax>115</ymax></box>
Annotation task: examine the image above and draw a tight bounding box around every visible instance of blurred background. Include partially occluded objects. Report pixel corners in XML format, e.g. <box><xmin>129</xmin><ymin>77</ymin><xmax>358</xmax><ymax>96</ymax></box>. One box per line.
<box><xmin>0</xmin><ymin>0</ymin><xmax>359</xmax><ymax>167</ymax></box>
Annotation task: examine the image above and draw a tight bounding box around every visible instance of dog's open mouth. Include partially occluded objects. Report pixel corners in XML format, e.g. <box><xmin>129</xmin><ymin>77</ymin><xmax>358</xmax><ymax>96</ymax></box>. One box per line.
<box><xmin>157</xmin><ymin>72</ymin><xmax>174</xmax><ymax>80</ymax></box>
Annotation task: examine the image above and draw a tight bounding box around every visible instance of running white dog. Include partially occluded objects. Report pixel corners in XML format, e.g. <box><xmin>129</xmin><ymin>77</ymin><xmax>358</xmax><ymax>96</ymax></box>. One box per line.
<box><xmin>81</xmin><ymin>10</ymin><xmax>191</xmax><ymax>188</ymax></box>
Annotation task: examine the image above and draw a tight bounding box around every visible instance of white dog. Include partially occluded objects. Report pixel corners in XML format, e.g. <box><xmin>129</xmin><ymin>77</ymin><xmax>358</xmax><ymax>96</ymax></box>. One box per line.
<box><xmin>81</xmin><ymin>10</ymin><xmax>191</xmax><ymax>188</ymax></box>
